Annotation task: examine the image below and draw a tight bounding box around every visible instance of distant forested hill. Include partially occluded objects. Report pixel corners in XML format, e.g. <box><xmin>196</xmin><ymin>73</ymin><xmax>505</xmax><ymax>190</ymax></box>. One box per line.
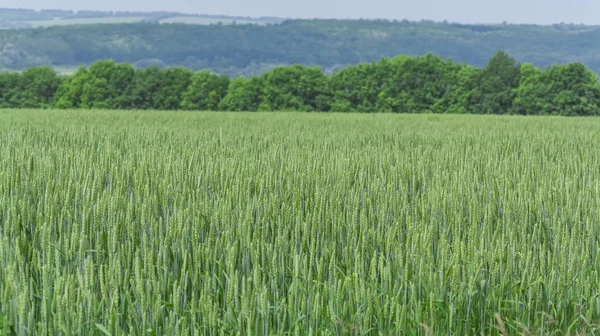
<box><xmin>2</xmin><ymin>19</ymin><xmax>600</xmax><ymax>77</ymax></box>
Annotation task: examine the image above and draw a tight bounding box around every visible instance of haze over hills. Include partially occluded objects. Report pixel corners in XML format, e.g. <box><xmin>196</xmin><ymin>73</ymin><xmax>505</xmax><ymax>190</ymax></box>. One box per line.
<box><xmin>0</xmin><ymin>7</ymin><xmax>285</xmax><ymax>29</ymax></box>
<box><xmin>8</xmin><ymin>0</ymin><xmax>600</xmax><ymax>24</ymax></box>
<box><xmin>2</xmin><ymin>8</ymin><xmax>600</xmax><ymax>77</ymax></box>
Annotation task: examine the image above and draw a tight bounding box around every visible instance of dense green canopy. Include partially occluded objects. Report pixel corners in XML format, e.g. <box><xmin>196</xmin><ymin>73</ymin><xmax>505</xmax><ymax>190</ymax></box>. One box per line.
<box><xmin>3</xmin><ymin>51</ymin><xmax>600</xmax><ymax>116</ymax></box>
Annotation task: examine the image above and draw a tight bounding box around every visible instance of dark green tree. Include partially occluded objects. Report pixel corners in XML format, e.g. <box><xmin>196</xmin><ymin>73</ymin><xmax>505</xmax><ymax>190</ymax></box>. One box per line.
<box><xmin>329</xmin><ymin>62</ymin><xmax>381</xmax><ymax>112</ymax></box>
<box><xmin>160</xmin><ymin>67</ymin><xmax>194</xmax><ymax>110</ymax></box>
<box><xmin>260</xmin><ymin>65</ymin><xmax>330</xmax><ymax>111</ymax></box>
<box><xmin>129</xmin><ymin>66</ymin><xmax>166</xmax><ymax>110</ymax></box>
<box><xmin>377</xmin><ymin>54</ymin><xmax>466</xmax><ymax>113</ymax></box>
<box><xmin>219</xmin><ymin>77</ymin><xmax>263</xmax><ymax>111</ymax></box>
<box><xmin>469</xmin><ymin>51</ymin><xmax>521</xmax><ymax>114</ymax></box>
<box><xmin>54</xmin><ymin>66</ymin><xmax>89</xmax><ymax>109</ymax></box>
<box><xmin>181</xmin><ymin>70</ymin><xmax>229</xmax><ymax>111</ymax></box>
<box><xmin>55</xmin><ymin>60</ymin><xmax>135</xmax><ymax>109</ymax></box>
<box><xmin>0</xmin><ymin>72</ymin><xmax>22</xmax><ymax>108</ymax></box>
<box><xmin>15</xmin><ymin>66</ymin><xmax>62</xmax><ymax>108</ymax></box>
<box><xmin>512</xmin><ymin>63</ymin><xmax>600</xmax><ymax>116</ymax></box>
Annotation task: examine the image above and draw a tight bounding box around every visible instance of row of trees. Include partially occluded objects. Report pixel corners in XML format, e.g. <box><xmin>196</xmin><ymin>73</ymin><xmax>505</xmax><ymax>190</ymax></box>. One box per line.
<box><xmin>2</xmin><ymin>51</ymin><xmax>600</xmax><ymax>115</ymax></box>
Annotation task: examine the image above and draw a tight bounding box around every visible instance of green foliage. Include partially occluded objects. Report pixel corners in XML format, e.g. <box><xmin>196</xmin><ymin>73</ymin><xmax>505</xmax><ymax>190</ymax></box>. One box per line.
<box><xmin>444</xmin><ymin>66</ymin><xmax>482</xmax><ymax>114</ymax></box>
<box><xmin>4</xmin><ymin>51</ymin><xmax>600</xmax><ymax>115</ymax></box>
<box><xmin>129</xmin><ymin>66</ymin><xmax>194</xmax><ymax>110</ymax></box>
<box><xmin>378</xmin><ymin>54</ymin><xmax>466</xmax><ymax>114</ymax></box>
<box><xmin>260</xmin><ymin>65</ymin><xmax>330</xmax><ymax>111</ymax></box>
<box><xmin>0</xmin><ymin>72</ymin><xmax>22</xmax><ymax>108</ymax></box>
<box><xmin>17</xmin><ymin>67</ymin><xmax>62</xmax><ymax>108</ymax></box>
<box><xmin>0</xmin><ymin>66</ymin><xmax>60</xmax><ymax>108</ymax></box>
<box><xmin>512</xmin><ymin>62</ymin><xmax>600</xmax><ymax>116</ymax></box>
<box><xmin>2</xmin><ymin>111</ymin><xmax>600</xmax><ymax>334</ymax></box>
<box><xmin>219</xmin><ymin>77</ymin><xmax>263</xmax><ymax>111</ymax></box>
<box><xmin>54</xmin><ymin>66</ymin><xmax>88</xmax><ymax>109</ymax></box>
<box><xmin>469</xmin><ymin>51</ymin><xmax>521</xmax><ymax>114</ymax></box>
<box><xmin>329</xmin><ymin>61</ymin><xmax>385</xmax><ymax>112</ymax></box>
<box><xmin>54</xmin><ymin>60</ymin><xmax>135</xmax><ymax>109</ymax></box>
<box><xmin>180</xmin><ymin>70</ymin><xmax>229</xmax><ymax>111</ymax></box>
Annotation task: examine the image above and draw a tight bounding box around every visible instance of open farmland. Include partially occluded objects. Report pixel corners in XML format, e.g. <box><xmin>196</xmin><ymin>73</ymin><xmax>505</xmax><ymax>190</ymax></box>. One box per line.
<box><xmin>25</xmin><ymin>17</ymin><xmax>148</xmax><ymax>28</ymax></box>
<box><xmin>22</xmin><ymin>16</ymin><xmax>275</xmax><ymax>28</ymax></box>
<box><xmin>1</xmin><ymin>110</ymin><xmax>600</xmax><ymax>335</ymax></box>
<box><xmin>158</xmin><ymin>16</ymin><xmax>273</xmax><ymax>25</ymax></box>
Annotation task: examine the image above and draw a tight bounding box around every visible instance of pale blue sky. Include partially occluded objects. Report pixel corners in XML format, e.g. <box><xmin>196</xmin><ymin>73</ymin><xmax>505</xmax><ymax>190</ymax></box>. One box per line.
<box><xmin>3</xmin><ymin>0</ymin><xmax>599</xmax><ymax>24</ymax></box>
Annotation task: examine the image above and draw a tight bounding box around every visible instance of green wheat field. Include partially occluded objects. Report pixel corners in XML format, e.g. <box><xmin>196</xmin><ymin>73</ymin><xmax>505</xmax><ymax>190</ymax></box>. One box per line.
<box><xmin>1</xmin><ymin>110</ymin><xmax>600</xmax><ymax>335</ymax></box>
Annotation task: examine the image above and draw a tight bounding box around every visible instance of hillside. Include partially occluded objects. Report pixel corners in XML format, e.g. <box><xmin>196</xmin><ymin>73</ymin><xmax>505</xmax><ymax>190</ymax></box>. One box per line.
<box><xmin>0</xmin><ymin>8</ymin><xmax>283</xmax><ymax>29</ymax></box>
<box><xmin>2</xmin><ymin>19</ymin><xmax>600</xmax><ymax>77</ymax></box>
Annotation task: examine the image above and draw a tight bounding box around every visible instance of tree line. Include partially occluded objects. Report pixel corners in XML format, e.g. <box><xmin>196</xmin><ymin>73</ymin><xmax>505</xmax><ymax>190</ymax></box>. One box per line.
<box><xmin>2</xmin><ymin>51</ymin><xmax>600</xmax><ymax>115</ymax></box>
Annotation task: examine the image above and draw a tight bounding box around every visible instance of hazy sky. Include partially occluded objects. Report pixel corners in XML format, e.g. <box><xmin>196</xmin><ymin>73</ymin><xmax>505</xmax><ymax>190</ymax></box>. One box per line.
<box><xmin>3</xmin><ymin>0</ymin><xmax>600</xmax><ymax>24</ymax></box>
